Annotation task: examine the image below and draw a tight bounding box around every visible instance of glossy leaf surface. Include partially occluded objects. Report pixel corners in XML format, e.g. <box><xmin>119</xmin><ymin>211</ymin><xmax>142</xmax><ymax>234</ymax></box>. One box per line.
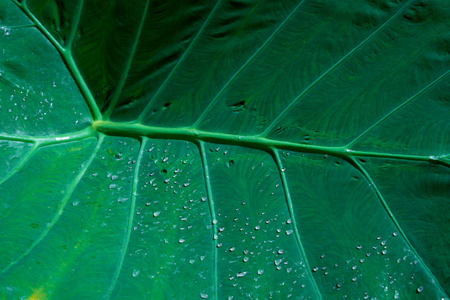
<box><xmin>0</xmin><ymin>0</ymin><xmax>449</xmax><ymax>299</ymax></box>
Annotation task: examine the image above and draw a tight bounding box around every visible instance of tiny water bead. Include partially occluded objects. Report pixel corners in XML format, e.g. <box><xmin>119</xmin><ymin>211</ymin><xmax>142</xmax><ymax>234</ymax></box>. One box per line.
<box><xmin>132</xmin><ymin>269</ymin><xmax>140</xmax><ymax>277</ymax></box>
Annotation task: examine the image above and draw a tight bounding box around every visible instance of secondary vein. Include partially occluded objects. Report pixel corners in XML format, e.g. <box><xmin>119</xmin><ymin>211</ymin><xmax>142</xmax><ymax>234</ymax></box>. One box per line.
<box><xmin>198</xmin><ymin>141</ymin><xmax>219</xmax><ymax>299</ymax></box>
<box><xmin>103</xmin><ymin>0</ymin><xmax>150</xmax><ymax>119</ymax></box>
<box><xmin>137</xmin><ymin>0</ymin><xmax>223</xmax><ymax>122</ymax></box>
<box><xmin>345</xmin><ymin>70</ymin><xmax>449</xmax><ymax>148</ymax></box>
<box><xmin>106</xmin><ymin>137</ymin><xmax>147</xmax><ymax>299</ymax></box>
<box><xmin>350</xmin><ymin>157</ymin><xmax>448</xmax><ymax>296</ymax></box>
<box><xmin>259</xmin><ymin>0</ymin><xmax>414</xmax><ymax>137</ymax></box>
<box><xmin>192</xmin><ymin>0</ymin><xmax>306</xmax><ymax>128</ymax></box>
<box><xmin>272</xmin><ymin>148</ymin><xmax>323</xmax><ymax>300</ymax></box>
<box><xmin>0</xmin><ymin>135</ymin><xmax>103</xmax><ymax>276</ymax></box>
<box><xmin>12</xmin><ymin>0</ymin><xmax>102</xmax><ymax>121</ymax></box>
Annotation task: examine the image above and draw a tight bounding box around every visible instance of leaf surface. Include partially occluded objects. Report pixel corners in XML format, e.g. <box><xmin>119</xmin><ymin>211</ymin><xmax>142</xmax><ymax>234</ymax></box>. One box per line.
<box><xmin>0</xmin><ymin>0</ymin><xmax>449</xmax><ymax>299</ymax></box>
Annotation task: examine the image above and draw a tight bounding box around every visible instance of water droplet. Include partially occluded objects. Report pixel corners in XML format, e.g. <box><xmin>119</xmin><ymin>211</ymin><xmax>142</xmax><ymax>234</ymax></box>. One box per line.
<box><xmin>178</xmin><ymin>238</ymin><xmax>185</xmax><ymax>244</ymax></box>
<box><xmin>132</xmin><ymin>269</ymin><xmax>140</xmax><ymax>277</ymax></box>
<box><xmin>312</xmin><ymin>267</ymin><xmax>319</xmax><ymax>272</ymax></box>
<box><xmin>392</xmin><ymin>232</ymin><xmax>398</xmax><ymax>237</ymax></box>
<box><xmin>111</xmin><ymin>175</ymin><xmax>119</xmax><ymax>181</ymax></box>
<box><xmin>236</xmin><ymin>271</ymin><xmax>247</xmax><ymax>278</ymax></box>
<box><xmin>285</xmin><ymin>229</ymin><xmax>293</xmax><ymax>236</ymax></box>
<box><xmin>153</xmin><ymin>211</ymin><xmax>161</xmax><ymax>217</ymax></box>
<box><xmin>200</xmin><ymin>292</ymin><xmax>208</xmax><ymax>299</ymax></box>
<box><xmin>416</xmin><ymin>286</ymin><xmax>423</xmax><ymax>293</ymax></box>
<box><xmin>277</xmin><ymin>249</ymin><xmax>284</xmax><ymax>255</ymax></box>
<box><xmin>356</xmin><ymin>245</ymin><xmax>362</xmax><ymax>250</ymax></box>
<box><xmin>257</xmin><ymin>269</ymin><xmax>264</xmax><ymax>275</ymax></box>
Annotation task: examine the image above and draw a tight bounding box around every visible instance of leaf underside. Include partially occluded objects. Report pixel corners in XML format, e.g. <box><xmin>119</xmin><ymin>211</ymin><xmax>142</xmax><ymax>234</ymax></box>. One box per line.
<box><xmin>0</xmin><ymin>0</ymin><xmax>449</xmax><ymax>299</ymax></box>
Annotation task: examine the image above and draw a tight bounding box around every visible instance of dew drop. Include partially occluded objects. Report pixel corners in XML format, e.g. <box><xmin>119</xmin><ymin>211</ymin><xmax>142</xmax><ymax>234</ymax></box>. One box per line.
<box><xmin>236</xmin><ymin>271</ymin><xmax>247</xmax><ymax>278</ymax></box>
<box><xmin>178</xmin><ymin>238</ymin><xmax>185</xmax><ymax>244</ymax></box>
<box><xmin>132</xmin><ymin>269</ymin><xmax>140</xmax><ymax>277</ymax></box>
<box><xmin>416</xmin><ymin>286</ymin><xmax>423</xmax><ymax>293</ymax></box>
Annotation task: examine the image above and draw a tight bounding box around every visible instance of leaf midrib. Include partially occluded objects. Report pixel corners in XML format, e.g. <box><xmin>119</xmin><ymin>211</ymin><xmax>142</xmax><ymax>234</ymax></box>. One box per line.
<box><xmin>92</xmin><ymin>120</ymin><xmax>449</xmax><ymax>167</ymax></box>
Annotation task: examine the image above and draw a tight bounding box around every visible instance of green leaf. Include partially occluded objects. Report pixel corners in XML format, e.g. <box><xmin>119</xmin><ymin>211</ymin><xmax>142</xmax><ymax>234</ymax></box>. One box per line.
<box><xmin>0</xmin><ymin>0</ymin><xmax>449</xmax><ymax>299</ymax></box>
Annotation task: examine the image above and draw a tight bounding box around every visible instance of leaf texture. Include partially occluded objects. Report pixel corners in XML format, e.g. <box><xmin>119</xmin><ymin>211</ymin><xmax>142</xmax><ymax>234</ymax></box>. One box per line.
<box><xmin>0</xmin><ymin>0</ymin><xmax>449</xmax><ymax>299</ymax></box>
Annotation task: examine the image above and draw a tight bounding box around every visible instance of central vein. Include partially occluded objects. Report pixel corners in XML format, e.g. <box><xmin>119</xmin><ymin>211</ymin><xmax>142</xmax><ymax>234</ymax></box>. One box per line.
<box><xmin>92</xmin><ymin>120</ymin><xmax>444</xmax><ymax>165</ymax></box>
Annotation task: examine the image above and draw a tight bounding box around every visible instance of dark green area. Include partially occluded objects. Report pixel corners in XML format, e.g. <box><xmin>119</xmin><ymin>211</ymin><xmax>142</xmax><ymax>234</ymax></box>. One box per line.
<box><xmin>0</xmin><ymin>0</ymin><xmax>448</xmax><ymax>299</ymax></box>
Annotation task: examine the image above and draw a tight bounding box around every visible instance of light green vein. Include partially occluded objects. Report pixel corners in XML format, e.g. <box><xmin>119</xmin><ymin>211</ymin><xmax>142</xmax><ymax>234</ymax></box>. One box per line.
<box><xmin>0</xmin><ymin>142</ymin><xmax>38</xmax><ymax>186</ymax></box>
<box><xmin>192</xmin><ymin>0</ymin><xmax>306</xmax><ymax>128</ymax></box>
<box><xmin>346</xmin><ymin>70</ymin><xmax>449</xmax><ymax>148</ymax></box>
<box><xmin>94</xmin><ymin>120</ymin><xmax>448</xmax><ymax>166</ymax></box>
<box><xmin>106</xmin><ymin>137</ymin><xmax>147</xmax><ymax>299</ymax></box>
<box><xmin>271</xmin><ymin>148</ymin><xmax>323</xmax><ymax>300</ymax></box>
<box><xmin>198</xmin><ymin>141</ymin><xmax>218</xmax><ymax>299</ymax></box>
<box><xmin>65</xmin><ymin>0</ymin><xmax>84</xmax><ymax>50</ymax></box>
<box><xmin>0</xmin><ymin>127</ymin><xmax>95</xmax><ymax>146</ymax></box>
<box><xmin>0</xmin><ymin>135</ymin><xmax>103</xmax><ymax>275</ymax></box>
<box><xmin>12</xmin><ymin>0</ymin><xmax>102</xmax><ymax>121</ymax></box>
<box><xmin>103</xmin><ymin>0</ymin><xmax>150</xmax><ymax>119</ymax></box>
<box><xmin>350</xmin><ymin>157</ymin><xmax>448</xmax><ymax>296</ymax></box>
<box><xmin>137</xmin><ymin>0</ymin><xmax>223</xmax><ymax>122</ymax></box>
<box><xmin>259</xmin><ymin>0</ymin><xmax>413</xmax><ymax>137</ymax></box>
